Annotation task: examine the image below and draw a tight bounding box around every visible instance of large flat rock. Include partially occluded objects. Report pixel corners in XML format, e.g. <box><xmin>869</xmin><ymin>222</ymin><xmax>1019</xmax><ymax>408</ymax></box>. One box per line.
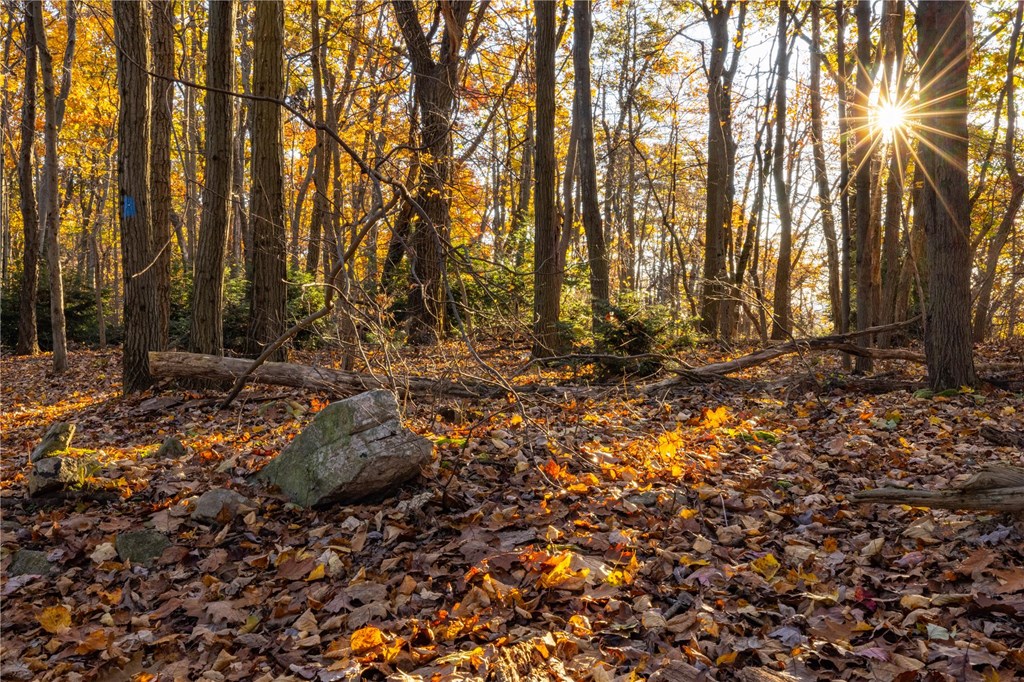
<box><xmin>254</xmin><ymin>390</ymin><xmax>433</xmax><ymax>507</ymax></box>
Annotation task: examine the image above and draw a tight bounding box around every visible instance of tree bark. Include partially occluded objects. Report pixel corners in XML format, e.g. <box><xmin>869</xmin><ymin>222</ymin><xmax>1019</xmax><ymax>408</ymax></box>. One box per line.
<box><xmin>190</xmin><ymin>0</ymin><xmax>236</xmax><ymax>358</ymax></box>
<box><xmin>247</xmin><ymin>0</ymin><xmax>288</xmax><ymax>361</ymax></box>
<box><xmin>917</xmin><ymin>0</ymin><xmax>977</xmax><ymax>389</ymax></box>
<box><xmin>532</xmin><ymin>0</ymin><xmax>561</xmax><ymax>358</ymax></box>
<box><xmin>32</xmin><ymin>0</ymin><xmax>75</xmax><ymax>373</ymax></box>
<box><xmin>392</xmin><ymin>0</ymin><xmax>473</xmax><ymax>345</ymax></box>
<box><xmin>573</xmin><ymin>0</ymin><xmax>610</xmax><ymax>337</ymax></box>
<box><xmin>810</xmin><ymin>1</ymin><xmax>842</xmax><ymax>332</ymax></box>
<box><xmin>150</xmin><ymin>0</ymin><xmax>174</xmax><ymax>350</ymax></box>
<box><xmin>771</xmin><ymin>1</ymin><xmax>794</xmax><ymax>339</ymax></box>
<box><xmin>837</xmin><ymin>0</ymin><xmax>852</xmax><ymax>368</ymax></box>
<box><xmin>114</xmin><ymin>0</ymin><xmax>159</xmax><ymax>393</ymax></box>
<box><xmin>16</xmin><ymin>1</ymin><xmax>39</xmax><ymax>357</ymax></box>
<box><xmin>853</xmin><ymin>0</ymin><xmax>877</xmax><ymax>372</ymax></box>
<box><xmin>852</xmin><ymin>464</ymin><xmax>1024</xmax><ymax>511</ymax></box>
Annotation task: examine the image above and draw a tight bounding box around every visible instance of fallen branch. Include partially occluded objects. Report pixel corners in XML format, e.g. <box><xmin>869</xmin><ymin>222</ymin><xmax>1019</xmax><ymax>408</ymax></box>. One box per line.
<box><xmin>150</xmin><ymin>351</ymin><xmax>490</xmax><ymax>400</ymax></box>
<box><xmin>851</xmin><ymin>464</ymin><xmax>1024</xmax><ymax>512</ymax></box>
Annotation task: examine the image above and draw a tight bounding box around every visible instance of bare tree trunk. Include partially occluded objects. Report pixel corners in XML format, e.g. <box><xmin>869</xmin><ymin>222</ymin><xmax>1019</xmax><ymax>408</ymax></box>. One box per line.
<box><xmin>16</xmin><ymin>2</ymin><xmax>39</xmax><ymax>357</ymax></box>
<box><xmin>150</xmin><ymin>0</ymin><xmax>173</xmax><ymax>351</ymax></box>
<box><xmin>114</xmin><ymin>0</ymin><xmax>158</xmax><ymax>393</ymax></box>
<box><xmin>810</xmin><ymin>1</ymin><xmax>842</xmax><ymax>332</ymax></box>
<box><xmin>247</xmin><ymin>0</ymin><xmax>287</xmax><ymax>361</ymax></box>
<box><xmin>190</xmin><ymin>0</ymin><xmax>236</xmax><ymax>358</ymax></box>
<box><xmin>573</xmin><ymin>0</ymin><xmax>610</xmax><ymax>337</ymax></box>
<box><xmin>532</xmin><ymin>0</ymin><xmax>561</xmax><ymax>357</ymax></box>
<box><xmin>836</xmin><ymin>0</ymin><xmax>853</xmax><ymax>368</ymax></box>
<box><xmin>853</xmin><ymin>0</ymin><xmax>876</xmax><ymax>372</ymax></box>
<box><xmin>33</xmin><ymin>0</ymin><xmax>76</xmax><ymax>373</ymax></box>
<box><xmin>918</xmin><ymin>0</ymin><xmax>977</xmax><ymax>389</ymax></box>
<box><xmin>771</xmin><ymin>1</ymin><xmax>794</xmax><ymax>339</ymax></box>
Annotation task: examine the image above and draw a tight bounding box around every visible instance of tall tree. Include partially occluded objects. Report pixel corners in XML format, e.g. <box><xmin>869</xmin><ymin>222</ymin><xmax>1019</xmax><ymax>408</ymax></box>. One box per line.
<box><xmin>392</xmin><ymin>0</ymin><xmax>474</xmax><ymax>344</ymax></box>
<box><xmin>150</xmin><ymin>0</ymin><xmax>174</xmax><ymax>349</ymax></box>
<box><xmin>810</xmin><ymin>0</ymin><xmax>842</xmax><ymax>331</ymax></box>
<box><xmin>853</xmin><ymin>0</ymin><xmax>877</xmax><ymax>371</ymax></box>
<box><xmin>699</xmin><ymin>0</ymin><xmax>741</xmax><ymax>337</ymax></box>
<box><xmin>114</xmin><ymin>0</ymin><xmax>158</xmax><ymax>393</ymax></box>
<box><xmin>770</xmin><ymin>0</ymin><xmax>794</xmax><ymax>339</ymax></box>
<box><xmin>836</xmin><ymin>0</ymin><xmax>852</xmax><ymax>366</ymax></box>
<box><xmin>972</xmin><ymin>1</ymin><xmax>1023</xmax><ymax>342</ymax></box>
<box><xmin>573</xmin><ymin>0</ymin><xmax>610</xmax><ymax>336</ymax></box>
<box><xmin>190</xmin><ymin>0</ymin><xmax>236</xmax><ymax>357</ymax></box>
<box><xmin>32</xmin><ymin>0</ymin><xmax>77</xmax><ymax>373</ymax></box>
<box><xmin>917</xmin><ymin>0</ymin><xmax>976</xmax><ymax>388</ymax></box>
<box><xmin>247</xmin><ymin>0</ymin><xmax>287</xmax><ymax>360</ymax></box>
<box><xmin>532</xmin><ymin>0</ymin><xmax>560</xmax><ymax>357</ymax></box>
<box><xmin>16</xmin><ymin>2</ymin><xmax>39</xmax><ymax>356</ymax></box>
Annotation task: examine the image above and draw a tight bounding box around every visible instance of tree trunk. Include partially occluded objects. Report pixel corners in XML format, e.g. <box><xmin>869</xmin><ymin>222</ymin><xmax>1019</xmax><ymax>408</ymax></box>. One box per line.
<box><xmin>810</xmin><ymin>1</ymin><xmax>842</xmax><ymax>332</ymax></box>
<box><xmin>114</xmin><ymin>0</ymin><xmax>158</xmax><ymax>393</ymax></box>
<box><xmin>32</xmin><ymin>0</ymin><xmax>75</xmax><ymax>373</ymax></box>
<box><xmin>573</xmin><ymin>0</ymin><xmax>610</xmax><ymax>337</ymax></box>
<box><xmin>917</xmin><ymin>0</ymin><xmax>977</xmax><ymax>389</ymax></box>
<box><xmin>16</xmin><ymin>1</ymin><xmax>39</xmax><ymax>357</ymax></box>
<box><xmin>532</xmin><ymin>0</ymin><xmax>561</xmax><ymax>358</ymax></box>
<box><xmin>853</xmin><ymin>0</ymin><xmax>877</xmax><ymax>372</ymax></box>
<box><xmin>190</xmin><ymin>0</ymin><xmax>236</xmax><ymax>358</ymax></box>
<box><xmin>972</xmin><ymin>1</ymin><xmax>1023</xmax><ymax>343</ymax></box>
<box><xmin>247</xmin><ymin>0</ymin><xmax>287</xmax><ymax>361</ymax></box>
<box><xmin>836</xmin><ymin>0</ymin><xmax>853</xmax><ymax>368</ymax></box>
<box><xmin>392</xmin><ymin>0</ymin><xmax>473</xmax><ymax>345</ymax></box>
<box><xmin>770</xmin><ymin>1</ymin><xmax>794</xmax><ymax>340</ymax></box>
<box><xmin>699</xmin><ymin>0</ymin><xmax>731</xmax><ymax>337</ymax></box>
<box><xmin>305</xmin><ymin>0</ymin><xmax>326</xmax><ymax>277</ymax></box>
<box><xmin>150</xmin><ymin>0</ymin><xmax>173</xmax><ymax>351</ymax></box>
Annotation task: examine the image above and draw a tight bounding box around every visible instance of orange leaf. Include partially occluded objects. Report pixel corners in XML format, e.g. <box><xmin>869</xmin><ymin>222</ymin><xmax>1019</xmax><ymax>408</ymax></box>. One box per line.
<box><xmin>38</xmin><ymin>605</ymin><xmax>72</xmax><ymax>634</ymax></box>
<box><xmin>351</xmin><ymin>625</ymin><xmax>386</xmax><ymax>654</ymax></box>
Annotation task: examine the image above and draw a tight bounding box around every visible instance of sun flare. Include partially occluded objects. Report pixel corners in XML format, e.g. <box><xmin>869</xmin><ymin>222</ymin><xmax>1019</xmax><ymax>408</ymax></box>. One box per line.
<box><xmin>872</xmin><ymin>102</ymin><xmax>908</xmax><ymax>142</ymax></box>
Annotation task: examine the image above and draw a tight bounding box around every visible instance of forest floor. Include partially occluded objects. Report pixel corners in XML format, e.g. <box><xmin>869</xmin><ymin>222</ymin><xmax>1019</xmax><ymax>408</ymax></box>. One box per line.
<box><xmin>2</xmin><ymin>342</ymin><xmax>1023</xmax><ymax>682</ymax></box>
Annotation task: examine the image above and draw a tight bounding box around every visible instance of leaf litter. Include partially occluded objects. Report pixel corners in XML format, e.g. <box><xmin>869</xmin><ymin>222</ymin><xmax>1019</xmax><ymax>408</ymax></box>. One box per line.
<box><xmin>1</xmin><ymin>346</ymin><xmax>1023</xmax><ymax>681</ymax></box>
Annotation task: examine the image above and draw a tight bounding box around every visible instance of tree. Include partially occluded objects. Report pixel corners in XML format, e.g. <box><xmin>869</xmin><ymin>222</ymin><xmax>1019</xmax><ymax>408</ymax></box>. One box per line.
<box><xmin>16</xmin><ymin>2</ymin><xmax>39</xmax><ymax>357</ymax></box>
<box><xmin>114</xmin><ymin>0</ymin><xmax>159</xmax><ymax>393</ymax></box>
<box><xmin>392</xmin><ymin>0</ymin><xmax>474</xmax><ymax>344</ymax></box>
<box><xmin>150</xmin><ymin>0</ymin><xmax>174</xmax><ymax>349</ymax></box>
<box><xmin>699</xmin><ymin>0</ymin><xmax>740</xmax><ymax>337</ymax></box>
<box><xmin>532</xmin><ymin>0</ymin><xmax>560</xmax><ymax>357</ymax></box>
<box><xmin>190</xmin><ymin>0</ymin><xmax>236</xmax><ymax>357</ymax></box>
<box><xmin>247</xmin><ymin>0</ymin><xmax>287</xmax><ymax>360</ymax></box>
<box><xmin>852</xmin><ymin>0</ymin><xmax>877</xmax><ymax>371</ymax></box>
<box><xmin>972</xmin><ymin>1</ymin><xmax>1023</xmax><ymax>342</ymax></box>
<box><xmin>810</xmin><ymin>0</ymin><xmax>842</xmax><ymax>331</ymax></box>
<box><xmin>32</xmin><ymin>0</ymin><xmax>77</xmax><ymax>373</ymax></box>
<box><xmin>573</xmin><ymin>0</ymin><xmax>610</xmax><ymax>336</ymax></box>
<box><xmin>917</xmin><ymin>0</ymin><xmax>976</xmax><ymax>389</ymax></box>
<box><xmin>770</xmin><ymin>0</ymin><xmax>794</xmax><ymax>339</ymax></box>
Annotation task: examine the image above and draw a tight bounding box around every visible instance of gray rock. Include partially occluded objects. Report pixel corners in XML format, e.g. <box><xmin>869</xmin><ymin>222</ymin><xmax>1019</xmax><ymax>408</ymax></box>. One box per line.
<box><xmin>28</xmin><ymin>457</ymin><xmax>84</xmax><ymax>496</ymax></box>
<box><xmin>154</xmin><ymin>436</ymin><xmax>187</xmax><ymax>459</ymax></box>
<box><xmin>8</xmin><ymin>549</ymin><xmax>52</xmax><ymax>576</ymax></box>
<box><xmin>115</xmin><ymin>530</ymin><xmax>170</xmax><ymax>565</ymax></box>
<box><xmin>31</xmin><ymin>422</ymin><xmax>75</xmax><ymax>461</ymax></box>
<box><xmin>191</xmin><ymin>488</ymin><xmax>250</xmax><ymax>523</ymax></box>
<box><xmin>254</xmin><ymin>390</ymin><xmax>433</xmax><ymax>507</ymax></box>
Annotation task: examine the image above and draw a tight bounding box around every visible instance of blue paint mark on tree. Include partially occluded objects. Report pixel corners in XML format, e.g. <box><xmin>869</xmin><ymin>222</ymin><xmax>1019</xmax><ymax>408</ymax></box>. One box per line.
<box><xmin>123</xmin><ymin>196</ymin><xmax>136</xmax><ymax>218</ymax></box>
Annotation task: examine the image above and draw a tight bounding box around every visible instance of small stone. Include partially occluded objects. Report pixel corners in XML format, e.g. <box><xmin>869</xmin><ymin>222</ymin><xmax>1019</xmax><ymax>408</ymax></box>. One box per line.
<box><xmin>154</xmin><ymin>436</ymin><xmax>187</xmax><ymax>459</ymax></box>
<box><xmin>191</xmin><ymin>488</ymin><xmax>250</xmax><ymax>524</ymax></box>
<box><xmin>30</xmin><ymin>422</ymin><xmax>76</xmax><ymax>461</ymax></box>
<box><xmin>115</xmin><ymin>530</ymin><xmax>170</xmax><ymax>565</ymax></box>
<box><xmin>7</xmin><ymin>549</ymin><xmax>52</xmax><ymax>576</ymax></box>
<box><xmin>28</xmin><ymin>457</ymin><xmax>83</xmax><ymax>496</ymax></box>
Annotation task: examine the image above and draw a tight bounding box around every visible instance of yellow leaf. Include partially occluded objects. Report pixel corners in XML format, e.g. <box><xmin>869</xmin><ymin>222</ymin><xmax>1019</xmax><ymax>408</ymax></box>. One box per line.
<box><xmin>716</xmin><ymin>651</ymin><xmax>739</xmax><ymax>666</ymax></box>
<box><xmin>305</xmin><ymin>563</ymin><xmax>326</xmax><ymax>581</ymax></box>
<box><xmin>351</xmin><ymin>625</ymin><xmax>385</xmax><ymax>654</ymax></box>
<box><xmin>38</xmin><ymin>605</ymin><xmax>72</xmax><ymax>634</ymax></box>
<box><xmin>751</xmin><ymin>554</ymin><xmax>780</xmax><ymax>580</ymax></box>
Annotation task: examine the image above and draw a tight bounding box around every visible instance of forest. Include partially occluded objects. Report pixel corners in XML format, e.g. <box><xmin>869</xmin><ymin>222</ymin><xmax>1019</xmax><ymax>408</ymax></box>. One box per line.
<box><xmin>2</xmin><ymin>0</ymin><xmax>1024</xmax><ymax>680</ymax></box>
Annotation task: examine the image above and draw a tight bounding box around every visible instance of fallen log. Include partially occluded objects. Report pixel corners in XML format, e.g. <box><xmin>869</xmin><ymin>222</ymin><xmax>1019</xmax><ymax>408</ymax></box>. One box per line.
<box><xmin>149</xmin><ymin>351</ymin><xmax>491</xmax><ymax>399</ymax></box>
<box><xmin>851</xmin><ymin>464</ymin><xmax>1024</xmax><ymax>512</ymax></box>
